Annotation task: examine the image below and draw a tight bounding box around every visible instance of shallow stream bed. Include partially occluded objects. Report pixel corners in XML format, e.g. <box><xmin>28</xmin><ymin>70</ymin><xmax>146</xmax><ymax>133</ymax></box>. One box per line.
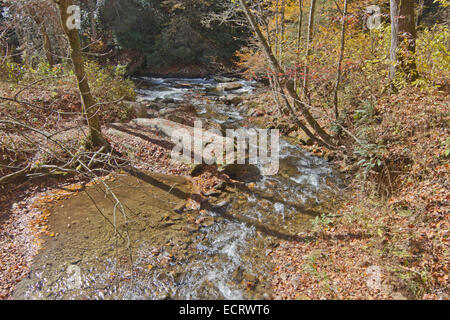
<box><xmin>13</xmin><ymin>77</ymin><xmax>341</xmax><ymax>300</ymax></box>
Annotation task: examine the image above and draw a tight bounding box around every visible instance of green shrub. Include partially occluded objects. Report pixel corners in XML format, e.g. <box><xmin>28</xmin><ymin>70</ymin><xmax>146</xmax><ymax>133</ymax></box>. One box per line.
<box><xmin>415</xmin><ymin>24</ymin><xmax>450</xmax><ymax>87</ymax></box>
<box><xmin>85</xmin><ymin>60</ymin><xmax>136</xmax><ymax>102</ymax></box>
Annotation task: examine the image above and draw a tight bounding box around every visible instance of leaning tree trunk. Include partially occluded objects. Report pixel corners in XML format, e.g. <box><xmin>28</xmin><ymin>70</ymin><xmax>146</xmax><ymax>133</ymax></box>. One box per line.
<box><xmin>55</xmin><ymin>0</ymin><xmax>106</xmax><ymax>148</ymax></box>
<box><xmin>389</xmin><ymin>0</ymin><xmax>418</xmax><ymax>84</ymax></box>
<box><xmin>238</xmin><ymin>0</ymin><xmax>336</xmax><ymax>150</ymax></box>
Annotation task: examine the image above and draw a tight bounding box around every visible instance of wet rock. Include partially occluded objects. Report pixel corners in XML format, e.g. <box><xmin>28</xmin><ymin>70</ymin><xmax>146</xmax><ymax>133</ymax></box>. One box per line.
<box><xmin>214</xmin><ymin>76</ymin><xmax>233</xmax><ymax>82</ymax></box>
<box><xmin>212</xmin><ymin>200</ymin><xmax>230</xmax><ymax>209</ymax></box>
<box><xmin>185</xmin><ymin>224</ymin><xmax>199</xmax><ymax>233</ymax></box>
<box><xmin>174</xmin><ymin>83</ymin><xmax>193</xmax><ymax>89</ymax></box>
<box><xmin>186</xmin><ymin>198</ymin><xmax>201</xmax><ymax>211</ymax></box>
<box><xmin>220</xmin><ymin>94</ymin><xmax>243</xmax><ymax>105</ymax></box>
<box><xmin>239</xmin><ymin>104</ymin><xmax>248</xmax><ymax>114</ymax></box>
<box><xmin>203</xmin><ymin>190</ymin><xmax>221</xmax><ymax>197</ymax></box>
<box><xmin>220</xmin><ymin>164</ymin><xmax>261</xmax><ymax>181</ymax></box>
<box><xmin>217</xmin><ymin>82</ymin><xmax>243</xmax><ymax>91</ymax></box>
<box><xmin>201</xmin><ymin>216</ymin><xmax>215</xmax><ymax>227</ymax></box>
<box><xmin>161</xmin><ymin>97</ymin><xmax>176</xmax><ymax>104</ymax></box>
<box><xmin>174</xmin><ymin>203</ymin><xmax>186</xmax><ymax>214</ymax></box>
<box><xmin>204</xmin><ymin>86</ymin><xmax>222</xmax><ymax>95</ymax></box>
<box><xmin>232</xmin><ymin>266</ymin><xmax>244</xmax><ymax>283</ymax></box>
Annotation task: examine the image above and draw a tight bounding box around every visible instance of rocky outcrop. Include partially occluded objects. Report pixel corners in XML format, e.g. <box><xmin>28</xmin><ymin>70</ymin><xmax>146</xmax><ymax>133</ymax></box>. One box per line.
<box><xmin>130</xmin><ymin>118</ymin><xmax>234</xmax><ymax>164</ymax></box>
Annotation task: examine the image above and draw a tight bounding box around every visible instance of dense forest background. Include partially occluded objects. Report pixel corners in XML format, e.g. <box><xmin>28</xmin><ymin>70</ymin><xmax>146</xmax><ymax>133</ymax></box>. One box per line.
<box><xmin>1</xmin><ymin>0</ymin><xmax>251</xmax><ymax>76</ymax></box>
<box><xmin>98</xmin><ymin>0</ymin><xmax>249</xmax><ymax>74</ymax></box>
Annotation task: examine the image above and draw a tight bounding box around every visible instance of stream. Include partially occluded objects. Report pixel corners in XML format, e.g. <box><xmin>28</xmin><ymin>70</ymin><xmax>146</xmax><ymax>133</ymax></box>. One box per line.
<box><xmin>13</xmin><ymin>77</ymin><xmax>341</xmax><ymax>300</ymax></box>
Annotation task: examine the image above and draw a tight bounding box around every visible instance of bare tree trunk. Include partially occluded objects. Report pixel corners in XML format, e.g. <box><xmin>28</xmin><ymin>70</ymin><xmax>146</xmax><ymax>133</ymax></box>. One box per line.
<box><xmin>303</xmin><ymin>0</ymin><xmax>317</xmax><ymax>101</ymax></box>
<box><xmin>333</xmin><ymin>0</ymin><xmax>348</xmax><ymax>120</ymax></box>
<box><xmin>275</xmin><ymin>0</ymin><xmax>280</xmax><ymax>59</ymax></box>
<box><xmin>88</xmin><ymin>0</ymin><xmax>98</xmax><ymax>40</ymax></box>
<box><xmin>238</xmin><ymin>0</ymin><xmax>336</xmax><ymax>149</ymax></box>
<box><xmin>29</xmin><ymin>8</ymin><xmax>54</xmax><ymax>67</ymax></box>
<box><xmin>296</xmin><ymin>0</ymin><xmax>304</xmax><ymax>51</ymax></box>
<box><xmin>389</xmin><ymin>0</ymin><xmax>418</xmax><ymax>84</ymax></box>
<box><xmin>55</xmin><ymin>0</ymin><xmax>106</xmax><ymax>148</ymax></box>
<box><xmin>41</xmin><ymin>25</ymin><xmax>54</xmax><ymax>67</ymax></box>
<box><xmin>294</xmin><ymin>0</ymin><xmax>303</xmax><ymax>91</ymax></box>
<box><xmin>258</xmin><ymin>2</ymin><xmax>272</xmax><ymax>46</ymax></box>
<box><xmin>416</xmin><ymin>0</ymin><xmax>424</xmax><ymax>28</ymax></box>
<box><xmin>280</xmin><ymin>0</ymin><xmax>286</xmax><ymax>59</ymax></box>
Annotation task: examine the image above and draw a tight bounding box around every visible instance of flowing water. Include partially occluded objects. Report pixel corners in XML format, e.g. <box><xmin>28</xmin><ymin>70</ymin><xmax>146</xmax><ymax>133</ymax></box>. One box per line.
<box><xmin>13</xmin><ymin>77</ymin><xmax>341</xmax><ymax>300</ymax></box>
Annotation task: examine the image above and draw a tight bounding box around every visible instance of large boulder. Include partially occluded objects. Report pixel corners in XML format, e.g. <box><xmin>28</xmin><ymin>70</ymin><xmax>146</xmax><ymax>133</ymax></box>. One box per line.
<box><xmin>130</xmin><ymin>118</ymin><xmax>234</xmax><ymax>165</ymax></box>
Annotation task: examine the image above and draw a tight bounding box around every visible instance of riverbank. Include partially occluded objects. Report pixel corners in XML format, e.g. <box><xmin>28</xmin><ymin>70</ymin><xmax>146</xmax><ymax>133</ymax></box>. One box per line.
<box><xmin>0</xmin><ymin>104</ymin><xmax>234</xmax><ymax>299</ymax></box>
<box><xmin>242</xmin><ymin>86</ymin><xmax>449</xmax><ymax>300</ymax></box>
<box><xmin>0</xmin><ymin>72</ymin><xmax>233</xmax><ymax>299</ymax></box>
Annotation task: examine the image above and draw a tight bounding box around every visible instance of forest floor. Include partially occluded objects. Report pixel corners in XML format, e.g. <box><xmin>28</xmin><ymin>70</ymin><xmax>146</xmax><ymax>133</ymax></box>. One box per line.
<box><xmin>245</xmin><ymin>87</ymin><xmax>449</xmax><ymax>299</ymax></box>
